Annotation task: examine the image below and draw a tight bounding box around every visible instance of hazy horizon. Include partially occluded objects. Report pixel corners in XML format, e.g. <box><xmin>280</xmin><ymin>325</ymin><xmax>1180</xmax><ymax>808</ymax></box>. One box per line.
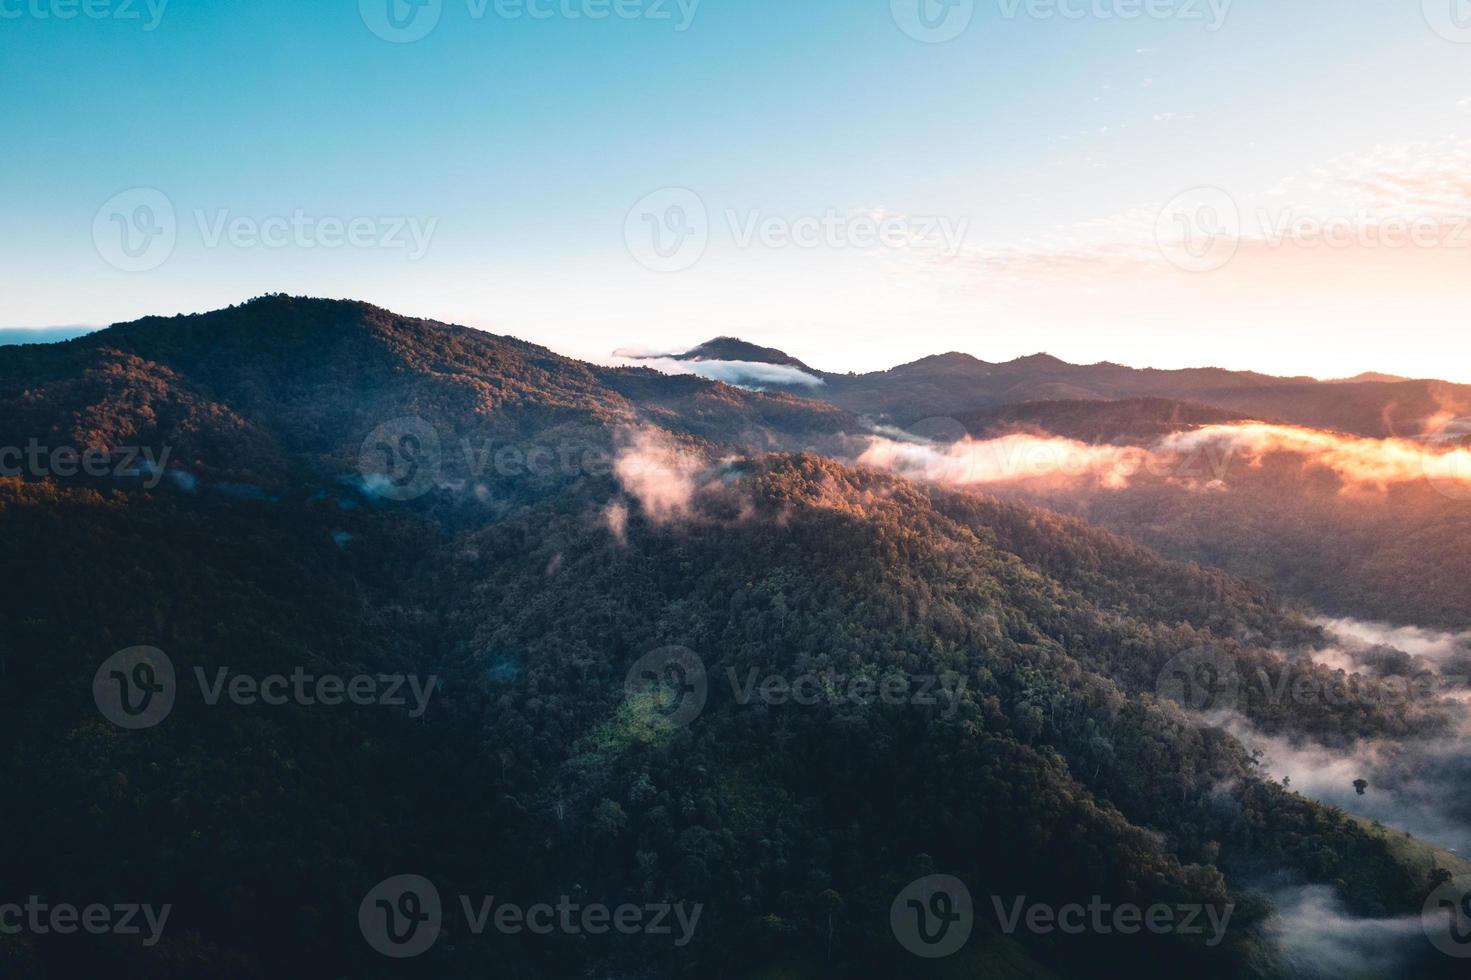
<box><xmin>6</xmin><ymin>1</ymin><xmax>1470</xmax><ymax>382</ymax></box>
<box><xmin>0</xmin><ymin>299</ymin><xmax>1455</xmax><ymax>386</ymax></box>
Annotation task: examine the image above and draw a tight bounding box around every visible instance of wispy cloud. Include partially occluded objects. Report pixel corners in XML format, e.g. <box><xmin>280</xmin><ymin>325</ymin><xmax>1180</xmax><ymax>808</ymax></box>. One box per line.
<box><xmin>855</xmin><ymin>422</ymin><xmax>1471</xmax><ymax>496</ymax></box>
<box><xmin>612</xmin><ymin>427</ymin><xmax>711</xmax><ymax>524</ymax></box>
<box><xmin>614</xmin><ymin>355</ymin><xmax>825</xmax><ymax>390</ymax></box>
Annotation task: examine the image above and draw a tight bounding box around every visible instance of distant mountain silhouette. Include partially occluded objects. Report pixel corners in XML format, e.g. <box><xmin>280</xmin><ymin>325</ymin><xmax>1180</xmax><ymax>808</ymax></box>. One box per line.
<box><xmin>671</xmin><ymin>336</ymin><xmax>816</xmax><ymax>371</ymax></box>
<box><xmin>664</xmin><ymin>336</ymin><xmax>1468</xmax><ymax>437</ymax></box>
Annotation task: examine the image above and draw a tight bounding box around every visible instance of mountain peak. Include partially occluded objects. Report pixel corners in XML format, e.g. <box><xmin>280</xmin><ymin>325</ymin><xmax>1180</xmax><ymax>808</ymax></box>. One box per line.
<box><xmin>676</xmin><ymin>337</ymin><xmax>814</xmax><ymax>371</ymax></box>
<box><xmin>904</xmin><ymin>351</ymin><xmax>986</xmax><ymax>369</ymax></box>
<box><xmin>1007</xmin><ymin>352</ymin><xmax>1069</xmax><ymax>368</ymax></box>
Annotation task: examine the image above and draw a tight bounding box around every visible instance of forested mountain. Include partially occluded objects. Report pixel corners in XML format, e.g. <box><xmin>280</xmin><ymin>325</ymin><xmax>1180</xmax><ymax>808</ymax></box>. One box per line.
<box><xmin>1</xmin><ymin>298</ymin><xmax>1464</xmax><ymax>978</ymax></box>
<box><xmin>953</xmin><ymin>398</ymin><xmax>1252</xmax><ymax>444</ymax></box>
<box><xmin>647</xmin><ymin>337</ymin><xmax>1471</xmax><ymax>439</ymax></box>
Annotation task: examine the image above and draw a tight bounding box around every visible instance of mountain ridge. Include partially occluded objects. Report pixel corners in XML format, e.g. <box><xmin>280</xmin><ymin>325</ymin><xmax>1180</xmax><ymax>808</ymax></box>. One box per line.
<box><xmin>656</xmin><ymin>332</ymin><xmax>1468</xmax><ymax>437</ymax></box>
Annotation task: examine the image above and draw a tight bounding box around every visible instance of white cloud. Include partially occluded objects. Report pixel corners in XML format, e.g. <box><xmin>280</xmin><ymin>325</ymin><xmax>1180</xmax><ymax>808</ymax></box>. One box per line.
<box><xmin>615</xmin><ymin>355</ymin><xmax>825</xmax><ymax>390</ymax></box>
<box><xmin>612</xmin><ymin>427</ymin><xmax>710</xmax><ymax>524</ymax></box>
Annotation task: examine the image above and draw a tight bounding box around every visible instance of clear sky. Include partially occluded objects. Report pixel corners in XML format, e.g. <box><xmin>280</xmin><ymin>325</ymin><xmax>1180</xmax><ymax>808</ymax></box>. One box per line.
<box><xmin>3</xmin><ymin>0</ymin><xmax>1469</xmax><ymax>379</ymax></box>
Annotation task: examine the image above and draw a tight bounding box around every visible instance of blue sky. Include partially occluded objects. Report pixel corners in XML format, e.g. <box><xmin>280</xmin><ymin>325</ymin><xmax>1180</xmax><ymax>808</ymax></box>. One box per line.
<box><xmin>3</xmin><ymin>0</ymin><xmax>1470</xmax><ymax>378</ymax></box>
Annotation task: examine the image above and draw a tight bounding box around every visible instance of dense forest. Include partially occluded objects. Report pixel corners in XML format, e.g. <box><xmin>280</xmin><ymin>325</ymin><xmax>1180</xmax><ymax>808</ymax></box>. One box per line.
<box><xmin>0</xmin><ymin>298</ymin><xmax>1463</xmax><ymax>977</ymax></box>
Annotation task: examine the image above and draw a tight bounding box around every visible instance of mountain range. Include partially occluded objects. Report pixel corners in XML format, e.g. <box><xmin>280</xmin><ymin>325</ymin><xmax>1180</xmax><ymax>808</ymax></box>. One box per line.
<box><xmin>644</xmin><ymin>337</ymin><xmax>1471</xmax><ymax>439</ymax></box>
<box><xmin>3</xmin><ymin>296</ymin><xmax>1468</xmax><ymax>979</ymax></box>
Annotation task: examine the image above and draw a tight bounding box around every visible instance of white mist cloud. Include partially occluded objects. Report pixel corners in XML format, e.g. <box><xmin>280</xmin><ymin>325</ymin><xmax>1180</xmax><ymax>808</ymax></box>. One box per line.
<box><xmin>602</xmin><ymin>499</ymin><xmax>629</xmax><ymax>544</ymax></box>
<box><xmin>1261</xmin><ymin>885</ymin><xmax>1425</xmax><ymax>979</ymax></box>
<box><xmin>614</xmin><ymin>355</ymin><xmax>825</xmax><ymax>390</ymax></box>
<box><xmin>854</xmin><ymin>421</ymin><xmax>1471</xmax><ymax>496</ymax></box>
<box><xmin>1160</xmin><ymin>424</ymin><xmax>1471</xmax><ymax>494</ymax></box>
<box><xmin>856</xmin><ymin>433</ymin><xmax>1174</xmax><ymax>489</ymax></box>
<box><xmin>1320</xmin><ymin>617</ymin><xmax>1471</xmax><ymax>666</ymax></box>
<box><xmin>611</xmin><ymin>427</ymin><xmax>714</xmax><ymax>524</ymax></box>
